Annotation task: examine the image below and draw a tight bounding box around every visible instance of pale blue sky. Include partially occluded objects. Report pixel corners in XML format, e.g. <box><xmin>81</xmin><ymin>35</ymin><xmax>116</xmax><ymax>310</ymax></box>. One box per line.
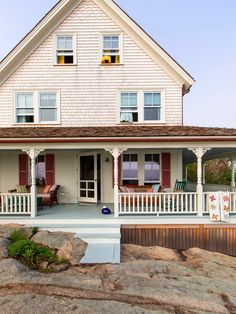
<box><xmin>0</xmin><ymin>0</ymin><xmax>235</xmax><ymax>128</ymax></box>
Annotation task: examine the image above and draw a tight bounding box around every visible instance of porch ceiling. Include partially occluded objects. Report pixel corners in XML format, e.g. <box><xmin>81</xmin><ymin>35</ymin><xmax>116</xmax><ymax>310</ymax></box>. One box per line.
<box><xmin>183</xmin><ymin>147</ymin><xmax>236</xmax><ymax>164</ymax></box>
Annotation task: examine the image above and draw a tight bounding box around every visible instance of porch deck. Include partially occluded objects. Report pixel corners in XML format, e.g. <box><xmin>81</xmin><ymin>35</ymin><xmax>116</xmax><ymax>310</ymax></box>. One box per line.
<box><xmin>0</xmin><ymin>203</ymin><xmax>236</xmax><ymax>226</ymax></box>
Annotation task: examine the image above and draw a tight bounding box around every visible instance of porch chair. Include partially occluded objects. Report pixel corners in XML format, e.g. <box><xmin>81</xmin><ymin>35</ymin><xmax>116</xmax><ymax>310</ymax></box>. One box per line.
<box><xmin>38</xmin><ymin>184</ymin><xmax>60</xmax><ymax>207</ymax></box>
<box><xmin>173</xmin><ymin>180</ymin><xmax>188</xmax><ymax>192</ymax></box>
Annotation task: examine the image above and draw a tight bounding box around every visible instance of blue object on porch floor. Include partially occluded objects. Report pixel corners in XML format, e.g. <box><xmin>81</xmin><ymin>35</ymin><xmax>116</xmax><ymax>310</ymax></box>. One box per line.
<box><xmin>102</xmin><ymin>206</ymin><xmax>111</xmax><ymax>215</ymax></box>
<box><xmin>80</xmin><ymin>243</ymin><xmax>120</xmax><ymax>264</ymax></box>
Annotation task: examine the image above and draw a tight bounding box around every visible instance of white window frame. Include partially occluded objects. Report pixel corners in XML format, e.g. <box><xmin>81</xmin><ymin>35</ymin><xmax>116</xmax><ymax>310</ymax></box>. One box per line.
<box><xmin>142</xmin><ymin>91</ymin><xmax>165</xmax><ymax>123</ymax></box>
<box><xmin>143</xmin><ymin>153</ymin><xmax>161</xmax><ymax>184</ymax></box>
<box><xmin>118</xmin><ymin>90</ymin><xmax>165</xmax><ymax>124</ymax></box>
<box><xmin>54</xmin><ymin>34</ymin><xmax>77</xmax><ymax>66</ymax></box>
<box><xmin>14</xmin><ymin>91</ymin><xmax>60</xmax><ymax>125</ymax></box>
<box><xmin>15</xmin><ymin>92</ymin><xmax>35</xmax><ymax>124</ymax></box>
<box><xmin>122</xmin><ymin>153</ymin><xmax>139</xmax><ymax>182</ymax></box>
<box><xmin>119</xmin><ymin>91</ymin><xmax>139</xmax><ymax>123</ymax></box>
<box><xmin>100</xmin><ymin>33</ymin><xmax>123</xmax><ymax>65</ymax></box>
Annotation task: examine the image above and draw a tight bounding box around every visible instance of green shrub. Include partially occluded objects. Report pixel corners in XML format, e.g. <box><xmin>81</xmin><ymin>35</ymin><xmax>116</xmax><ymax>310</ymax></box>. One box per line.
<box><xmin>10</xmin><ymin>229</ymin><xmax>28</xmax><ymax>243</ymax></box>
<box><xmin>32</xmin><ymin>226</ymin><xmax>39</xmax><ymax>235</ymax></box>
<box><xmin>8</xmin><ymin>239</ymin><xmax>59</xmax><ymax>268</ymax></box>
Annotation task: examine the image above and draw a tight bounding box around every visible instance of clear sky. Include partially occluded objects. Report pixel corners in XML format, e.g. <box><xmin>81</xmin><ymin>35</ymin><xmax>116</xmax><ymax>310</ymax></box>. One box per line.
<box><xmin>0</xmin><ymin>0</ymin><xmax>235</xmax><ymax>128</ymax></box>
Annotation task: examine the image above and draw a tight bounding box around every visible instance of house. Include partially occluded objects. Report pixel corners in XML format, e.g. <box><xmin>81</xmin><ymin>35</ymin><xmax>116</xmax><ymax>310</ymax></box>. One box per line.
<box><xmin>0</xmin><ymin>0</ymin><xmax>235</xmax><ymax>236</ymax></box>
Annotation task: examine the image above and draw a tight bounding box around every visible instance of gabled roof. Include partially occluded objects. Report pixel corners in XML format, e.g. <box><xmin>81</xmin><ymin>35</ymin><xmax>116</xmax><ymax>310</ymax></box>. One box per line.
<box><xmin>0</xmin><ymin>0</ymin><xmax>195</xmax><ymax>92</ymax></box>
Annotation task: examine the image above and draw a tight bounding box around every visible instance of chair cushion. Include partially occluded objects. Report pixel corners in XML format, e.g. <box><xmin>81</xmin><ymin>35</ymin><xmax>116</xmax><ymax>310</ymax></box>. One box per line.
<box><xmin>119</xmin><ymin>186</ymin><xmax>128</xmax><ymax>192</ymax></box>
<box><xmin>49</xmin><ymin>184</ymin><xmax>58</xmax><ymax>192</ymax></box>
<box><xmin>152</xmin><ymin>184</ymin><xmax>160</xmax><ymax>193</ymax></box>
<box><xmin>16</xmin><ymin>185</ymin><xmax>28</xmax><ymax>193</ymax></box>
<box><xmin>146</xmin><ymin>188</ymin><xmax>153</xmax><ymax>192</ymax></box>
<box><xmin>43</xmin><ymin>185</ymin><xmax>52</xmax><ymax>194</ymax></box>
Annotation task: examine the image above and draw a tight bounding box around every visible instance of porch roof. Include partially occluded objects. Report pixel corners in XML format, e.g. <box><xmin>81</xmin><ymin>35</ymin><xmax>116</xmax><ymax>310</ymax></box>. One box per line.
<box><xmin>0</xmin><ymin>125</ymin><xmax>236</xmax><ymax>142</ymax></box>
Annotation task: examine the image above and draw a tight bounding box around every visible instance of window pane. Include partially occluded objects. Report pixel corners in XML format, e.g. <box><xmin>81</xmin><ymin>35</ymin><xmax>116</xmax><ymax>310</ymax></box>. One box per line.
<box><xmin>144</xmin><ymin>93</ymin><xmax>152</xmax><ymax>106</ymax></box>
<box><xmin>17</xmin><ymin>94</ymin><xmax>33</xmax><ymax>108</ymax></box>
<box><xmin>40</xmin><ymin>94</ymin><xmax>56</xmax><ymax>108</ymax></box>
<box><xmin>121</xmin><ymin>94</ymin><xmax>129</xmax><ymax>107</ymax></box>
<box><xmin>144</xmin><ymin>154</ymin><xmax>160</xmax><ymax>182</ymax></box>
<box><xmin>36</xmin><ymin>155</ymin><xmax>46</xmax><ymax>186</ymax></box>
<box><xmin>122</xmin><ymin>154</ymin><xmax>138</xmax><ymax>179</ymax></box>
<box><xmin>57</xmin><ymin>37</ymin><xmax>65</xmax><ymax>50</ymax></box>
<box><xmin>153</xmin><ymin>93</ymin><xmax>161</xmax><ymax>106</ymax></box>
<box><xmin>144</xmin><ymin>108</ymin><xmax>161</xmax><ymax>121</ymax></box>
<box><xmin>40</xmin><ymin>109</ymin><xmax>57</xmax><ymax>122</ymax></box>
<box><xmin>65</xmin><ymin>37</ymin><xmax>73</xmax><ymax>50</ymax></box>
<box><xmin>17</xmin><ymin>116</ymin><xmax>34</xmax><ymax>123</ymax></box>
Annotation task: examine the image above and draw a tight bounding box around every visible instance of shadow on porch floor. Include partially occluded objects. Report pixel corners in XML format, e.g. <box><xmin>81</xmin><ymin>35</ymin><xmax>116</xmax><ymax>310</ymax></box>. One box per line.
<box><xmin>37</xmin><ymin>203</ymin><xmax>115</xmax><ymax>219</ymax></box>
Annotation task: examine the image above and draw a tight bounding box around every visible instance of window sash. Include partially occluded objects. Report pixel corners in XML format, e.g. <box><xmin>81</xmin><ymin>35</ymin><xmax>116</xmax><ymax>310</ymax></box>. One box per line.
<box><xmin>122</xmin><ymin>154</ymin><xmax>138</xmax><ymax>180</ymax></box>
<box><xmin>144</xmin><ymin>154</ymin><xmax>160</xmax><ymax>182</ymax></box>
<box><xmin>39</xmin><ymin>93</ymin><xmax>57</xmax><ymax>122</ymax></box>
<box><xmin>55</xmin><ymin>35</ymin><xmax>75</xmax><ymax>64</ymax></box>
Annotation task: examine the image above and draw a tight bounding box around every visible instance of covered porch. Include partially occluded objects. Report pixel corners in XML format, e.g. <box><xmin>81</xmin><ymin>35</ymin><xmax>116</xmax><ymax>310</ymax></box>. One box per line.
<box><xmin>0</xmin><ymin>133</ymin><xmax>235</xmax><ymax>222</ymax></box>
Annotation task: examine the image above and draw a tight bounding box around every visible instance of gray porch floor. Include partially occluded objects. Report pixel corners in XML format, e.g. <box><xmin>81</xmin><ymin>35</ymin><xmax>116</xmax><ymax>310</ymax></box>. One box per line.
<box><xmin>37</xmin><ymin>203</ymin><xmax>115</xmax><ymax>219</ymax></box>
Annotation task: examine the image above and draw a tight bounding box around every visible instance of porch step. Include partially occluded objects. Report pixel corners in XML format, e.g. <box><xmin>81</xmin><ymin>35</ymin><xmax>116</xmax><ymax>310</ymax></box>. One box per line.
<box><xmin>80</xmin><ymin>243</ymin><xmax>120</xmax><ymax>264</ymax></box>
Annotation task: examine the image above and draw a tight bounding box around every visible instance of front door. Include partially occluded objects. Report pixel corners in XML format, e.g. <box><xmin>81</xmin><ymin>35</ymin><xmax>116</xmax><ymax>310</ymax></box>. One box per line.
<box><xmin>79</xmin><ymin>153</ymin><xmax>97</xmax><ymax>203</ymax></box>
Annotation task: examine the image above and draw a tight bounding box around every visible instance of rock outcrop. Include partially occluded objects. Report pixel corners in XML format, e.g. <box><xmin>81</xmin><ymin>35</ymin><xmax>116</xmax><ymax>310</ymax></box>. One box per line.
<box><xmin>31</xmin><ymin>230</ymin><xmax>87</xmax><ymax>266</ymax></box>
<box><xmin>0</xmin><ymin>224</ymin><xmax>236</xmax><ymax>313</ymax></box>
<box><xmin>121</xmin><ymin>243</ymin><xmax>181</xmax><ymax>262</ymax></box>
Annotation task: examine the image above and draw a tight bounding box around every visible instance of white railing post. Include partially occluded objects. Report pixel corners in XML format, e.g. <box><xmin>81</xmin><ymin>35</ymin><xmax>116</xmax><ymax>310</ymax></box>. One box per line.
<box><xmin>105</xmin><ymin>147</ymin><xmax>127</xmax><ymax>217</ymax></box>
<box><xmin>22</xmin><ymin>148</ymin><xmax>44</xmax><ymax>218</ymax></box>
<box><xmin>231</xmin><ymin>156</ymin><xmax>236</xmax><ymax>192</ymax></box>
<box><xmin>188</xmin><ymin>147</ymin><xmax>211</xmax><ymax>217</ymax></box>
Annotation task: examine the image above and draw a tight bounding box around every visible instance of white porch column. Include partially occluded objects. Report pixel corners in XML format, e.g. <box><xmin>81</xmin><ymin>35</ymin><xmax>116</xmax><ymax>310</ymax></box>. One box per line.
<box><xmin>203</xmin><ymin>163</ymin><xmax>206</xmax><ymax>185</ymax></box>
<box><xmin>23</xmin><ymin>148</ymin><xmax>44</xmax><ymax>218</ymax></box>
<box><xmin>189</xmin><ymin>147</ymin><xmax>210</xmax><ymax>216</ymax></box>
<box><xmin>231</xmin><ymin>156</ymin><xmax>236</xmax><ymax>191</ymax></box>
<box><xmin>105</xmin><ymin>147</ymin><xmax>127</xmax><ymax>218</ymax></box>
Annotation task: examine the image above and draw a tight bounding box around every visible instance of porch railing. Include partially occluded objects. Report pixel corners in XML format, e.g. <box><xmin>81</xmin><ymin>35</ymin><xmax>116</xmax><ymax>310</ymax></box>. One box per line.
<box><xmin>119</xmin><ymin>192</ymin><xmax>198</xmax><ymax>215</ymax></box>
<box><xmin>203</xmin><ymin>192</ymin><xmax>236</xmax><ymax>214</ymax></box>
<box><xmin>0</xmin><ymin>193</ymin><xmax>31</xmax><ymax>215</ymax></box>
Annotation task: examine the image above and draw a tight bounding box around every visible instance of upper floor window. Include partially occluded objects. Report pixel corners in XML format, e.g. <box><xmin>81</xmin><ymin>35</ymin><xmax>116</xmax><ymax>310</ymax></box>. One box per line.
<box><xmin>39</xmin><ymin>93</ymin><xmax>57</xmax><ymax>122</ymax></box>
<box><xmin>15</xmin><ymin>92</ymin><xmax>60</xmax><ymax>124</ymax></box>
<box><xmin>120</xmin><ymin>92</ymin><xmax>138</xmax><ymax>123</ymax></box>
<box><xmin>55</xmin><ymin>35</ymin><xmax>75</xmax><ymax>65</ymax></box>
<box><xmin>119</xmin><ymin>91</ymin><xmax>165</xmax><ymax>124</ymax></box>
<box><xmin>144</xmin><ymin>93</ymin><xmax>161</xmax><ymax>121</ymax></box>
<box><xmin>16</xmin><ymin>93</ymin><xmax>34</xmax><ymax>123</ymax></box>
<box><xmin>101</xmin><ymin>35</ymin><xmax>122</xmax><ymax>64</ymax></box>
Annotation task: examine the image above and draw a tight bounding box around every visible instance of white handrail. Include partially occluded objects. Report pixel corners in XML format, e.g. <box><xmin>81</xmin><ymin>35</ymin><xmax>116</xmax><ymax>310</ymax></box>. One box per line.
<box><xmin>119</xmin><ymin>192</ymin><xmax>198</xmax><ymax>215</ymax></box>
<box><xmin>0</xmin><ymin>193</ymin><xmax>31</xmax><ymax>215</ymax></box>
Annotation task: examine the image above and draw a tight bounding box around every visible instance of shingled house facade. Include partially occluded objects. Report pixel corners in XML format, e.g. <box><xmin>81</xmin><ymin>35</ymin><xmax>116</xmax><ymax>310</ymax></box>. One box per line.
<box><xmin>0</xmin><ymin>0</ymin><xmax>235</xmax><ymax>223</ymax></box>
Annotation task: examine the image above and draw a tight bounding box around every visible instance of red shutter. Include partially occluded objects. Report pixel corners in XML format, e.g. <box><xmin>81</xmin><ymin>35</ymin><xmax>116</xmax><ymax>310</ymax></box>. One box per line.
<box><xmin>112</xmin><ymin>156</ymin><xmax>122</xmax><ymax>187</ymax></box>
<box><xmin>161</xmin><ymin>153</ymin><xmax>171</xmax><ymax>188</ymax></box>
<box><xmin>19</xmin><ymin>154</ymin><xmax>29</xmax><ymax>185</ymax></box>
<box><xmin>45</xmin><ymin>154</ymin><xmax>55</xmax><ymax>185</ymax></box>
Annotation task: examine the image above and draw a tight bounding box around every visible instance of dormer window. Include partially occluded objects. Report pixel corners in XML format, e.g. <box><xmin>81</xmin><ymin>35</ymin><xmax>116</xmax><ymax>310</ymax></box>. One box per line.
<box><xmin>55</xmin><ymin>35</ymin><xmax>76</xmax><ymax>65</ymax></box>
<box><xmin>101</xmin><ymin>35</ymin><xmax>122</xmax><ymax>64</ymax></box>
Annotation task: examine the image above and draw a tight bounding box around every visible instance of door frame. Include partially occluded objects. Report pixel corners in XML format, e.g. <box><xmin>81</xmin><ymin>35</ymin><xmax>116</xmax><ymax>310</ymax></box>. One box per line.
<box><xmin>78</xmin><ymin>152</ymin><xmax>98</xmax><ymax>203</ymax></box>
